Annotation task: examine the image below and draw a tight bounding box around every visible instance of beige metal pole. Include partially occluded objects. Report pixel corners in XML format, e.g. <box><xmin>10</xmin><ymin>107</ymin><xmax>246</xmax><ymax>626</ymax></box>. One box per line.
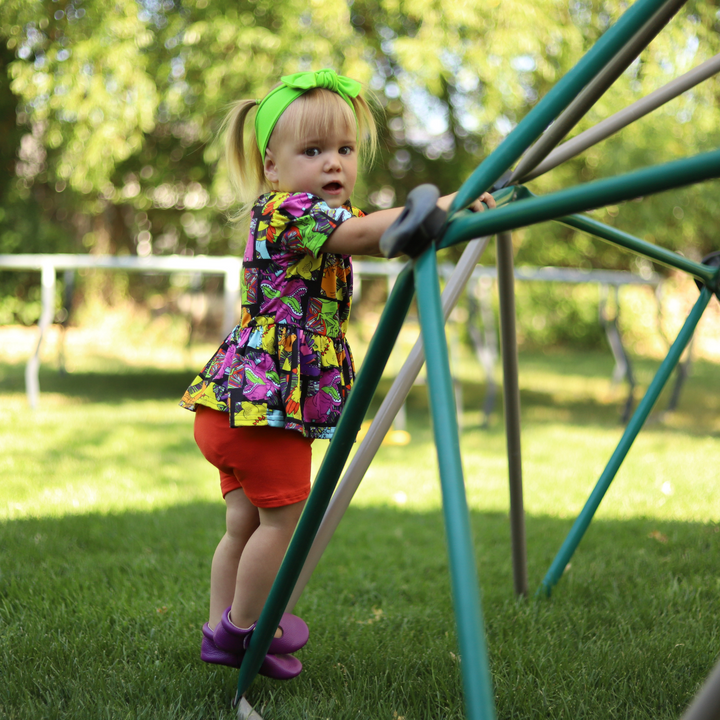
<box><xmin>286</xmin><ymin>235</ymin><xmax>491</xmax><ymax>611</ymax></box>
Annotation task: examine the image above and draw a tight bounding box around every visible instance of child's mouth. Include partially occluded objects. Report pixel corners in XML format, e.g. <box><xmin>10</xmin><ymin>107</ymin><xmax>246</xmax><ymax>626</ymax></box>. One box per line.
<box><xmin>323</xmin><ymin>182</ymin><xmax>343</xmax><ymax>193</ymax></box>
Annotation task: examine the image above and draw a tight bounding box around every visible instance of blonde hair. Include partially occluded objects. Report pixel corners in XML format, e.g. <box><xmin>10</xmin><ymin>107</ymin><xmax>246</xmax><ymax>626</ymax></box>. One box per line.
<box><xmin>222</xmin><ymin>85</ymin><xmax>379</xmax><ymax>223</ymax></box>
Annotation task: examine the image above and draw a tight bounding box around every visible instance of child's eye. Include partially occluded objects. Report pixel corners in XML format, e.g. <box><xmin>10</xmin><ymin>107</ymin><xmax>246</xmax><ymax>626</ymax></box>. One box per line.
<box><xmin>339</xmin><ymin>146</ymin><xmax>354</xmax><ymax>156</ymax></box>
<box><xmin>304</xmin><ymin>147</ymin><xmax>320</xmax><ymax>157</ymax></box>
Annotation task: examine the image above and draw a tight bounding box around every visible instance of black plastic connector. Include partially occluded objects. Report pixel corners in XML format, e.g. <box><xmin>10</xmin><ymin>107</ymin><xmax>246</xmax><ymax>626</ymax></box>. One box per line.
<box><xmin>693</xmin><ymin>250</ymin><xmax>720</xmax><ymax>294</ymax></box>
<box><xmin>379</xmin><ymin>184</ymin><xmax>447</xmax><ymax>259</ymax></box>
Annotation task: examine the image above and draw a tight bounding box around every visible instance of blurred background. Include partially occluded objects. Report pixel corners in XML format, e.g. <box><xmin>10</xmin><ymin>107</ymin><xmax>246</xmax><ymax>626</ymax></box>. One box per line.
<box><xmin>1</xmin><ymin>0</ymin><xmax>719</xmax><ymax>353</ymax></box>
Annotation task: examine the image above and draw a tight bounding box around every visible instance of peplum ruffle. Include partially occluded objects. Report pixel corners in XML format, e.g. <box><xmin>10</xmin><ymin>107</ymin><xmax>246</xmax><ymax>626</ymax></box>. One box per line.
<box><xmin>180</xmin><ymin>321</ymin><xmax>355</xmax><ymax>439</ymax></box>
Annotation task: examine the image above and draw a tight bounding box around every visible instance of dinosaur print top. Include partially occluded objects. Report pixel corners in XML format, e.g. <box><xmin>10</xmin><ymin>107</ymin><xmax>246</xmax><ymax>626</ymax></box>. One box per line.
<box><xmin>180</xmin><ymin>191</ymin><xmax>362</xmax><ymax>439</ymax></box>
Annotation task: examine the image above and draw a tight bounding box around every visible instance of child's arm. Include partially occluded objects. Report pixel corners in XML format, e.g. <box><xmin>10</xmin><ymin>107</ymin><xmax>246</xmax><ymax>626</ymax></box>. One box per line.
<box><xmin>323</xmin><ymin>191</ymin><xmax>496</xmax><ymax>256</ymax></box>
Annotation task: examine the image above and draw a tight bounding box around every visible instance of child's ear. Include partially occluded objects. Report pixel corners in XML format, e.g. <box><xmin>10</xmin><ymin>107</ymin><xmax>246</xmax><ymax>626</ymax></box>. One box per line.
<box><xmin>264</xmin><ymin>150</ymin><xmax>279</xmax><ymax>183</ymax></box>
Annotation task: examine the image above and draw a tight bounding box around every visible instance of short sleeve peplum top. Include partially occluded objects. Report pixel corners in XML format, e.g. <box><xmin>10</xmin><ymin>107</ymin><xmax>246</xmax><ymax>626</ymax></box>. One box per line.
<box><xmin>180</xmin><ymin>191</ymin><xmax>364</xmax><ymax>439</ymax></box>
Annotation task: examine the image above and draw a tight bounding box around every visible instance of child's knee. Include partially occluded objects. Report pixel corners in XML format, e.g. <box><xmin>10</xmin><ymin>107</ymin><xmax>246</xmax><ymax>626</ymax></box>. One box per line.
<box><xmin>258</xmin><ymin>499</ymin><xmax>305</xmax><ymax>532</ymax></box>
<box><xmin>225</xmin><ymin>490</ymin><xmax>260</xmax><ymax>538</ymax></box>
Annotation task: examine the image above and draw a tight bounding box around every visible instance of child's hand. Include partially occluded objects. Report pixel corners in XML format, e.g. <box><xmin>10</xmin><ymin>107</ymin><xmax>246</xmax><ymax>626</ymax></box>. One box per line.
<box><xmin>469</xmin><ymin>191</ymin><xmax>496</xmax><ymax>212</ymax></box>
<box><xmin>438</xmin><ymin>191</ymin><xmax>496</xmax><ymax>213</ymax></box>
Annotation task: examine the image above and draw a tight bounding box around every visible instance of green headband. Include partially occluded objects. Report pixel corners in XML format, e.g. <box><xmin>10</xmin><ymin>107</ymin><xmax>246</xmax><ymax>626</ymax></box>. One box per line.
<box><xmin>255</xmin><ymin>69</ymin><xmax>361</xmax><ymax>161</ymax></box>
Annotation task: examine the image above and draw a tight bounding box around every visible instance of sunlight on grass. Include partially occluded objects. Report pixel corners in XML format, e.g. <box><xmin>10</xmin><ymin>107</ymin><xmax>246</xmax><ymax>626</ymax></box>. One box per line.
<box><xmin>1</xmin><ymin>355</ymin><xmax>718</xmax><ymax>525</ymax></box>
<box><xmin>350</xmin><ymin>422</ymin><xmax>719</xmax><ymax>524</ymax></box>
<box><xmin>0</xmin><ymin>393</ymin><xmax>217</xmax><ymax>520</ymax></box>
<box><xmin>1</xmin><ymin>336</ymin><xmax>718</xmax><ymax>720</ymax></box>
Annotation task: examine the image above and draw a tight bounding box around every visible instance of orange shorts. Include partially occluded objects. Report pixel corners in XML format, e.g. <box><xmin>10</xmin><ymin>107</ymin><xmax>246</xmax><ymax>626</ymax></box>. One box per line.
<box><xmin>193</xmin><ymin>405</ymin><xmax>312</xmax><ymax>508</ymax></box>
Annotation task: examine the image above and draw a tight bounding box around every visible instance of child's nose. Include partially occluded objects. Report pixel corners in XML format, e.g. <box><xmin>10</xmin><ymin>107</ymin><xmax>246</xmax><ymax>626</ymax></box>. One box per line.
<box><xmin>324</xmin><ymin>153</ymin><xmax>342</xmax><ymax>171</ymax></box>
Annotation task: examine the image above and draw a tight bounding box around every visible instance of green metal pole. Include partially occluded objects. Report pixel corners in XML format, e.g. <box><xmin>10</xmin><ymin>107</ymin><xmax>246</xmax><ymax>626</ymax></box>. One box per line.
<box><xmin>451</xmin><ymin>0</ymin><xmax>669</xmax><ymax>212</ymax></box>
<box><xmin>521</xmin><ymin>53</ymin><xmax>720</xmax><ymax>182</ymax></box>
<box><xmin>538</xmin><ymin>285</ymin><xmax>714</xmax><ymax>597</ymax></box>
<box><xmin>414</xmin><ymin>247</ymin><xmax>496</xmax><ymax>720</ymax></box>
<box><xmin>509</xmin><ymin>0</ymin><xmax>686</xmax><ymax>184</ymax></box>
<box><xmin>557</xmin><ymin>213</ymin><xmax>718</xmax><ymax>286</ymax></box>
<box><xmin>235</xmin><ymin>267</ymin><xmax>415</xmax><ymax>699</ymax></box>
<box><xmin>442</xmin><ymin>150</ymin><xmax>720</xmax><ymax>285</ymax></box>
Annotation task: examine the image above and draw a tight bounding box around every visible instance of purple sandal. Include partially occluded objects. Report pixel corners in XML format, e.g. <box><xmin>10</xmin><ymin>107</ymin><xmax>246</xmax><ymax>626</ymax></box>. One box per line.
<box><xmin>213</xmin><ymin>607</ymin><xmax>309</xmax><ymax>655</ymax></box>
<box><xmin>201</xmin><ymin>623</ymin><xmax>302</xmax><ymax>680</ymax></box>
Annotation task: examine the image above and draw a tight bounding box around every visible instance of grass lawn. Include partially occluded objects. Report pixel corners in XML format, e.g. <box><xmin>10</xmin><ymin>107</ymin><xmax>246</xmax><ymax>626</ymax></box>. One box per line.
<box><xmin>0</xmin><ymin>332</ymin><xmax>718</xmax><ymax>719</ymax></box>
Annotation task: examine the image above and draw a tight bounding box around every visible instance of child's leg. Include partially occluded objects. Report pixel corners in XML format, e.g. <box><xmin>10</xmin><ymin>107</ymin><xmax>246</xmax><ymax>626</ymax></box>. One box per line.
<box><xmin>208</xmin><ymin>488</ymin><xmax>259</xmax><ymax>630</ymax></box>
<box><xmin>229</xmin><ymin>499</ymin><xmax>306</xmax><ymax>630</ymax></box>
<box><xmin>194</xmin><ymin>409</ymin><xmax>311</xmax><ymax>633</ymax></box>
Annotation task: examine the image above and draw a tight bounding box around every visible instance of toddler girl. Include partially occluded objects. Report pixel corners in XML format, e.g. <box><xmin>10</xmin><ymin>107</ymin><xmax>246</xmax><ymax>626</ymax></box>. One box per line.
<box><xmin>180</xmin><ymin>68</ymin><xmax>495</xmax><ymax>679</ymax></box>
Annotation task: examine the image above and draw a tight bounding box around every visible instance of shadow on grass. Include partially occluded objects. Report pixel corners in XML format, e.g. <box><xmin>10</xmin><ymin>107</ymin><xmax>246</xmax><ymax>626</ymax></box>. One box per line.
<box><xmin>1</xmin><ymin>501</ymin><xmax>718</xmax><ymax>720</ymax></box>
<box><xmin>0</xmin><ymin>360</ymin><xmax>196</xmax><ymax>403</ymax></box>
<box><xmin>1</xmin><ymin>352</ymin><xmax>717</xmax><ymax>433</ymax></box>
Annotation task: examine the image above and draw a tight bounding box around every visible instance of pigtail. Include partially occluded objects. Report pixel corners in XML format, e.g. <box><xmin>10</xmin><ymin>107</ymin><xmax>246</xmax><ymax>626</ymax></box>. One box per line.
<box><xmin>221</xmin><ymin>99</ymin><xmax>272</xmax><ymax>223</ymax></box>
<box><xmin>351</xmin><ymin>93</ymin><xmax>380</xmax><ymax>169</ymax></box>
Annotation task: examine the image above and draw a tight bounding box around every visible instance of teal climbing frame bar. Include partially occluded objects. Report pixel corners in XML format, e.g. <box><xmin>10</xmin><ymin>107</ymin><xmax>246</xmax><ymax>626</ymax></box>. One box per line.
<box><xmin>413</xmin><ymin>247</ymin><xmax>496</xmax><ymax>720</ymax></box>
<box><xmin>451</xmin><ymin>0</ymin><xmax>672</xmax><ymax>212</ymax></box>
<box><xmin>235</xmin><ymin>268</ymin><xmax>416</xmax><ymax>699</ymax></box>
<box><xmin>538</xmin><ymin>284</ymin><xmax>715</xmax><ymax>596</ymax></box>
<box><xmin>443</xmin><ymin>150</ymin><xmax>720</xmax><ymax>287</ymax></box>
<box><xmin>557</xmin><ymin>213</ymin><xmax>718</xmax><ymax>286</ymax></box>
<box><xmin>227</xmin><ymin>0</ymin><xmax>720</xmax><ymax>707</ymax></box>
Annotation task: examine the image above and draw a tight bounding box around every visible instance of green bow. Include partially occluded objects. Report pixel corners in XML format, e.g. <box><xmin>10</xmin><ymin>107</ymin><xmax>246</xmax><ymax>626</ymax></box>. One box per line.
<box><xmin>280</xmin><ymin>69</ymin><xmax>361</xmax><ymax>97</ymax></box>
<box><xmin>255</xmin><ymin>69</ymin><xmax>360</xmax><ymax>160</ymax></box>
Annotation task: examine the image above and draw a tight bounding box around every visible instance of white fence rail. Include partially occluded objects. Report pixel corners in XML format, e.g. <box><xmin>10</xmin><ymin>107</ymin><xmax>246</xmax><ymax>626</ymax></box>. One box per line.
<box><xmin>0</xmin><ymin>254</ymin><xmax>659</xmax><ymax>409</ymax></box>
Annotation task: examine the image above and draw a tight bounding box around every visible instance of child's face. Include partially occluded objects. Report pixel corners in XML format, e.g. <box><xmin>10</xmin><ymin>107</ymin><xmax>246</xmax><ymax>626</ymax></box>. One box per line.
<box><xmin>264</xmin><ymin>125</ymin><xmax>358</xmax><ymax>208</ymax></box>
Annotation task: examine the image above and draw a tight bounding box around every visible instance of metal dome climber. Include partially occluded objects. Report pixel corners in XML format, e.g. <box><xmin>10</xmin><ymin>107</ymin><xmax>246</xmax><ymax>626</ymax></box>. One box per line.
<box><xmin>232</xmin><ymin>1</ymin><xmax>720</xmax><ymax>718</ymax></box>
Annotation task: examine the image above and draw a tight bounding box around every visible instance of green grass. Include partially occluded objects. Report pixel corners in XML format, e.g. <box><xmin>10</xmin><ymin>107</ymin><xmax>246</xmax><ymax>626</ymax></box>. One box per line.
<box><xmin>0</xmin><ymin>348</ymin><xmax>719</xmax><ymax>719</ymax></box>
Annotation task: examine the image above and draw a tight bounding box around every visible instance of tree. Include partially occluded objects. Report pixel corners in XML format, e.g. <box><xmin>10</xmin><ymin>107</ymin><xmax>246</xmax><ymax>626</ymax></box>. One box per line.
<box><xmin>1</xmin><ymin>0</ymin><xmax>719</xmax><ymax>327</ymax></box>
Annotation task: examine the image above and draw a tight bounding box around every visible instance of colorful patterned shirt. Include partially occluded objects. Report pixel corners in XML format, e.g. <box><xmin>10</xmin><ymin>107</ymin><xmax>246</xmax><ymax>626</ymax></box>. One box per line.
<box><xmin>180</xmin><ymin>191</ymin><xmax>363</xmax><ymax>439</ymax></box>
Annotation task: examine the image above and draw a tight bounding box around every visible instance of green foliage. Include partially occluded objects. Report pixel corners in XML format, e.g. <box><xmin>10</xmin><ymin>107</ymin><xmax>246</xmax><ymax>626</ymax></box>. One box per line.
<box><xmin>513</xmin><ymin>282</ymin><xmax>607</xmax><ymax>350</ymax></box>
<box><xmin>0</xmin><ymin>40</ymin><xmax>75</xmax><ymax>321</ymax></box>
<box><xmin>1</xmin><ymin>0</ymin><xmax>719</xmax><ymax>341</ymax></box>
